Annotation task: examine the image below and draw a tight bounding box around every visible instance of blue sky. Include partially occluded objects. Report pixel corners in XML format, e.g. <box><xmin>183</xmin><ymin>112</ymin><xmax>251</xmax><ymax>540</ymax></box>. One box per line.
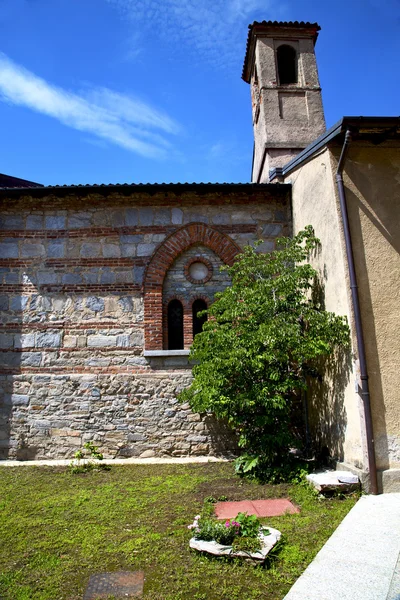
<box><xmin>0</xmin><ymin>0</ymin><xmax>399</xmax><ymax>185</ymax></box>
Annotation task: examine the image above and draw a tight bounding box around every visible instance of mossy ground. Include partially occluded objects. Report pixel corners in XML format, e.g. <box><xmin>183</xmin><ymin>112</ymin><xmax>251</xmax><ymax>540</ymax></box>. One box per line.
<box><xmin>0</xmin><ymin>463</ymin><xmax>358</xmax><ymax>600</ymax></box>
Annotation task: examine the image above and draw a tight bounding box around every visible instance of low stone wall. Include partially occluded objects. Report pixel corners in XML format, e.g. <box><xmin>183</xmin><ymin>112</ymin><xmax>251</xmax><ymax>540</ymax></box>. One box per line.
<box><xmin>0</xmin><ymin>371</ymin><xmax>237</xmax><ymax>460</ymax></box>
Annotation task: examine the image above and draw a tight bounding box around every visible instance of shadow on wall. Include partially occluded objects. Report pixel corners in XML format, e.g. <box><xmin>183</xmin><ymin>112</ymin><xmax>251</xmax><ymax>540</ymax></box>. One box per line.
<box><xmin>306</xmin><ymin>274</ymin><xmax>352</xmax><ymax>464</ymax></box>
<box><xmin>307</xmin><ymin>347</ymin><xmax>351</xmax><ymax>464</ymax></box>
<box><xmin>0</xmin><ymin>291</ymin><xmax>28</xmax><ymax>459</ymax></box>
<box><xmin>202</xmin><ymin>414</ymin><xmax>239</xmax><ymax>457</ymax></box>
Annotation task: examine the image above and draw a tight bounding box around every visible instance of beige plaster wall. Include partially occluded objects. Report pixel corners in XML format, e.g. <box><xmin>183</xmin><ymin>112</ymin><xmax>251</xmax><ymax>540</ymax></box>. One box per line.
<box><xmin>287</xmin><ymin>149</ymin><xmax>366</xmax><ymax>470</ymax></box>
<box><xmin>342</xmin><ymin>144</ymin><xmax>400</xmax><ymax>471</ymax></box>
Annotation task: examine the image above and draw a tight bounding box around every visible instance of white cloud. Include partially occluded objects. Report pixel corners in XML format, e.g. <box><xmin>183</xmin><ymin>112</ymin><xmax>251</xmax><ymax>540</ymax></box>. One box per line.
<box><xmin>106</xmin><ymin>0</ymin><xmax>282</xmax><ymax>70</ymax></box>
<box><xmin>0</xmin><ymin>53</ymin><xmax>181</xmax><ymax>158</ymax></box>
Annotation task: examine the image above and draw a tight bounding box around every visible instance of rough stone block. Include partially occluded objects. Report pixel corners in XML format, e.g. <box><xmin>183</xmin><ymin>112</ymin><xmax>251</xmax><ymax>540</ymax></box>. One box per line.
<box><xmin>14</xmin><ymin>334</ymin><xmax>35</xmax><ymax>348</ymax></box>
<box><xmin>154</xmin><ymin>209</ymin><xmax>171</xmax><ymax>225</ymax></box>
<box><xmin>121</xmin><ymin>244</ymin><xmax>136</xmax><ymax>258</ymax></box>
<box><xmin>117</xmin><ymin>335</ymin><xmax>130</xmax><ymax>347</ymax></box>
<box><xmin>109</xmin><ymin>210</ymin><xmax>125</xmax><ymax>227</ymax></box>
<box><xmin>69</xmin><ymin>213</ymin><xmax>92</xmax><ymax>228</ymax></box>
<box><xmin>100</xmin><ymin>270</ymin><xmax>116</xmax><ymax>284</ymax></box>
<box><xmin>0</xmin><ymin>215</ymin><xmax>24</xmax><ymax>229</ymax></box>
<box><xmin>84</xmin><ymin>270</ymin><xmax>99</xmax><ymax>284</ymax></box>
<box><xmin>0</xmin><ymin>334</ymin><xmax>13</xmax><ymax>349</ymax></box>
<box><xmin>103</xmin><ymin>244</ymin><xmax>121</xmax><ymax>258</ymax></box>
<box><xmin>171</xmin><ymin>208</ymin><xmax>183</xmax><ymax>225</ymax></box>
<box><xmin>20</xmin><ymin>352</ymin><xmax>42</xmax><ymax>367</ymax></box>
<box><xmin>261</xmin><ymin>223</ymin><xmax>283</xmax><ymax>237</ymax></box>
<box><xmin>37</xmin><ymin>272</ymin><xmax>58</xmax><ymax>284</ymax></box>
<box><xmin>87</xmin><ymin>336</ymin><xmax>117</xmax><ymax>347</ymax></box>
<box><xmin>130</xmin><ymin>331</ymin><xmax>144</xmax><ymax>346</ymax></box>
<box><xmin>30</xmin><ymin>295</ymin><xmax>51</xmax><ymax>312</ymax></box>
<box><xmin>45</xmin><ymin>215</ymin><xmax>66</xmax><ymax>229</ymax></box>
<box><xmin>125</xmin><ymin>208</ymin><xmax>139</xmax><ymax>226</ymax></box>
<box><xmin>80</xmin><ymin>243</ymin><xmax>101</xmax><ymax>258</ymax></box>
<box><xmin>118</xmin><ymin>297</ymin><xmax>133</xmax><ymax>312</ymax></box>
<box><xmin>212</xmin><ymin>213</ymin><xmax>230</xmax><ymax>225</ymax></box>
<box><xmin>62</xmin><ymin>273</ymin><xmax>82</xmax><ymax>284</ymax></box>
<box><xmin>64</xmin><ymin>335</ymin><xmax>77</xmax><ymax>348</ymax></box>
<box><xmin>86</xmin><ymin>297</ymin><xmax>105</xmax><ymax>312</ymax></box>
<box><xmin>133</xmin><ymin>266</ymin><xmax>145</xmax><ymax>284</ymax></box>
<box><xmin>0</xmin><ymin>242</ymin><xmax>18</xmax><ymax>258</ymax></box>
<box><xmin>36</xmin><ymin>332</ymin><xmax>62</xmax><ymax>348</ymax></box>
<box><xmin>137</xmin><ymin>243</ymin><xmax>156</xmax><ymax>257</ymax></box>
<box><xmin>21</xmin><ymin>243</ymin><xmax>45</xmax><ymax>258</ymax></box>
<box><xmin>26</xmin><ymin>215</ymin><xmax>44</xmax><ymax>229</ymax></box>
<box><xmin>256</xmin><ymin>241</ymin><xmax>274</xmax><ymax>253</ymax></box>
<box><xmin>120</xmin><ymin>235</ymin><xmax>142</xmax><ymax>244</ymax></box>
<box><xmin>115</xmin><ymin>271</ymin><xmax>133</xmax><ymax>283</ymax></box>
<box><xmin>4</xmin><ymin>272</ymin><xmax>19</xmax><ymax>284</ymax></box>
<box><xmin>47</xmin><ymin>241</ymin><xmax>65</xmax><ymax>258</ymax></box>
<box><xmin>0</xmin><ymin>295</ymin><xmax>9</xmax><ymax>310</ymax></box>
<box><xmin>138</xmin><ymin>207</ymin><xmax>153</xmax><ymax>226</ymax></box>
<box><xmin>10</xmin><ymin>394</ymin><xmax>30</xmax><ymax>406</ymax></box>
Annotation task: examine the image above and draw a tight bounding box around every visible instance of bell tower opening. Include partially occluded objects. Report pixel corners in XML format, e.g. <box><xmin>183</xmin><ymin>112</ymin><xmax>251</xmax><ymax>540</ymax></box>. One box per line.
<box><xmin>277</xmin><ymin>44</ymin><xmax>297</xmax><ymax>84</ymax></box>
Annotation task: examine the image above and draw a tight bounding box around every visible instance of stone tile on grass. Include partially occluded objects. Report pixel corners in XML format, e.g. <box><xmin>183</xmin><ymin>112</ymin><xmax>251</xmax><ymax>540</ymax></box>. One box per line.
<box><xmin>83</xmin><ymin>571</ymin><xmax>144</xmax><ymax>599</ymax></box>
<box><xmin>215</xmin><ymin>499</ymin><xmax>299</xmax><ymax>519</ymax></box>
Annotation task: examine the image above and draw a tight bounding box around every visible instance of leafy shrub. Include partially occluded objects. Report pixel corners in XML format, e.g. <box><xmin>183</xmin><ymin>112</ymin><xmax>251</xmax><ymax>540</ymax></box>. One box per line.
<box><xmin>179</xmin><ymin>227</ymin><xmax>350</xmax><ymax>481</ymax></box>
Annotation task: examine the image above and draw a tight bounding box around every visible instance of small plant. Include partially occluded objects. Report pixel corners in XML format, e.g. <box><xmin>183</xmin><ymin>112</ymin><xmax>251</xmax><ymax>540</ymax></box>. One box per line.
<box><xmin>69</xmin><ymin>441</ymin><xmax>110</xmax><ymax>474</ymax></box>
<box><xmin>188</xmin><ymin>500</ymin><xmax>266</xmax><ymax>552</ymax></box>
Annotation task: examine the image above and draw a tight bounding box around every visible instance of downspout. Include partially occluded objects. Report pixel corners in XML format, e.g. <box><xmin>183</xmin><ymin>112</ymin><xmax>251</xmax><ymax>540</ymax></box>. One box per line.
<box><xmin>335</xmin><ymin>130</ymin><xmax>378</xmax><ymax>495</ymax></box>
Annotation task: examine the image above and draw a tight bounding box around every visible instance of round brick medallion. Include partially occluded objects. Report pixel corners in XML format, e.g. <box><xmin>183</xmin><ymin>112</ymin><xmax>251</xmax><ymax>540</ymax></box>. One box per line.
<box><xmin>184</xmin><ymin>257</ymin><xmax>213</xmax><ymax>284</ymax></box>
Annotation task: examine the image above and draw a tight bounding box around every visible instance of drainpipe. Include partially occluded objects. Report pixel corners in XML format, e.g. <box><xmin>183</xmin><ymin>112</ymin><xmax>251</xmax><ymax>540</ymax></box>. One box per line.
<box><xmin>335</xmin><ymin>130</ymin><xmax>378</xmax><ymax>495</ymax></box>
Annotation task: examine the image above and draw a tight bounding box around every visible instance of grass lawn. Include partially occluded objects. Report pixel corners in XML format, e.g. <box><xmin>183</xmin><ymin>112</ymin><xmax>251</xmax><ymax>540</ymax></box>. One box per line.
<box><xmin>0</xmin><ymin>462</ymin><xmax>358</xmax><ymax>600</ymax></box>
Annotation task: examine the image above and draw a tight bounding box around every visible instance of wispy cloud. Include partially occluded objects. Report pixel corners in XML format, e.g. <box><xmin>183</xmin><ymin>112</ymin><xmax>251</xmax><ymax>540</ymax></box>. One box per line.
<box><xmin>106</xmin><ymin>0</ymin><xmax>283</xmax><ymax>70</ymax></box>
<box><xmin>0</xmin><ymin>53</ymin><xmax>181</xmax><ymax>158</ymax></box>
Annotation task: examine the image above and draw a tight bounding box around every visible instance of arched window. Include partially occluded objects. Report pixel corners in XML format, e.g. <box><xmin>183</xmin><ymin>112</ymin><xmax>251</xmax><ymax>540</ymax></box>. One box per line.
<box><xmin>168</xmin><ymin>299</ymin><xmax>184</xmax><ymax>350</ymax></box>
<box><xmin>277</xmin><ymin>45</ymin><xmax>297</xmax><ymax>85</ymax></box>
<box><xmin>192</xmin><ymin>299</ymin><xmax>207</xmax><ymax>337</ymax></box>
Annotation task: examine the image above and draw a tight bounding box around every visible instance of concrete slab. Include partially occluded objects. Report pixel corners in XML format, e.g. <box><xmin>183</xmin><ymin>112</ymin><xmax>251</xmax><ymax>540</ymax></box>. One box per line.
<box><xmin>307</xmin><ymin>470</ymin><xmax>360</xmax><ymax>493</ymax></box>
<box><xmin>284</xmin><ymin>494</ymin><xmax>400</xmax><ymax>600</ymax></box>
<box><xmin>387</xmin><ymin>551</ymin><xmax>400</xmax><ymax>600</ymax></box>
<box><xmin>215</xmin><ymin>499</ymin><xmax>299</xmax><ymax>519</ymax></box>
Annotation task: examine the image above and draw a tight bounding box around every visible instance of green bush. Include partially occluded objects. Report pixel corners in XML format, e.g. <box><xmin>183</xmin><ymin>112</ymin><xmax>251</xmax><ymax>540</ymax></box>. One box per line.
<box><xmin>179</xmin><ymin>227</ymin><xmax>350</xmax><ymax>481</ymax></box>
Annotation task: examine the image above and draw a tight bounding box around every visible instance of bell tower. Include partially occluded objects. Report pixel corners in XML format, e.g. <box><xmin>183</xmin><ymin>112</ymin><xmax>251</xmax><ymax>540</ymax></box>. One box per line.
<box><xmin>242</xmin><ymin>21</ymin><xmax>326</xmax><ymax>182</ymax></box>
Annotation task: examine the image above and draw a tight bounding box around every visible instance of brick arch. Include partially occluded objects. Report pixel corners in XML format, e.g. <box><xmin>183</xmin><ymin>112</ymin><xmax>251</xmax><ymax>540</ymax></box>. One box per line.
<box><xmin>144</xmin><ymin>222</ymin><xmax>241</xmax><ymax>350</ymax></box>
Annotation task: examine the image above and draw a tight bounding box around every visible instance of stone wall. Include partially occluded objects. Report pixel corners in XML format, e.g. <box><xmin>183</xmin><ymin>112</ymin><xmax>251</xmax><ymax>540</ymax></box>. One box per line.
<box><xmin>0</xmin><ymin>185</ymin><xmax>290</xmax><ymax>459</ymax></box>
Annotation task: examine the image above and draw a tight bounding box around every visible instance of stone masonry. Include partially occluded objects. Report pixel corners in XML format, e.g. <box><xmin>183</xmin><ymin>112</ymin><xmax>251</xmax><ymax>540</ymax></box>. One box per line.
<box><xmin>0</xmin><ymin>183</ymin><xmax>290</xmax><ymax>459</ymax></box>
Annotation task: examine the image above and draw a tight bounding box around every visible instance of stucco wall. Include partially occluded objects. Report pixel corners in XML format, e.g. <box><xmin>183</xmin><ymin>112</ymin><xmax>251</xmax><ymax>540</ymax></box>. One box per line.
<box><xmin>0</xmin><ymin>187</ymin><xmax>290</xmax><ymax>460</ymax></box>
<box><xmin>287</xmin><ymin>149</ymin><xmax>366</xmax><ymax>470</ymax></box>
<box><xmin>342</xmin><ymin>144</ymin><xmax>400</xmax><ymax>471</ymax></box>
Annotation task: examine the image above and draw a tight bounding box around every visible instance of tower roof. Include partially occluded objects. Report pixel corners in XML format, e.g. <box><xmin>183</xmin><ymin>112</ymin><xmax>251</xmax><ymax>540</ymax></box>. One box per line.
<box><xmin>242</xmin><ymin>21</ymin><xmax>321</xmax><ymax>83</ymax></box>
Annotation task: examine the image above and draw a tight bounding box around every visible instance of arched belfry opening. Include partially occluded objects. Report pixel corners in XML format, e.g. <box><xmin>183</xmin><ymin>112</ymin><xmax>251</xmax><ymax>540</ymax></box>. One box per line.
<box><xmin>277</xmin><ymin>44</ymin><xmax>297</xmax><ymax>84</ymax></box>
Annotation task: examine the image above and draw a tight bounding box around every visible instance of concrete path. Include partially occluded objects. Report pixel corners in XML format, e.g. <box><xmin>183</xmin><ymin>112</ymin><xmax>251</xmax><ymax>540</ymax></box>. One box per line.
<box><xmin>0</xmin><ymin>455</ymin><xmax>230</xmax><ymax>467</ymax></box>
<box><xmin>284</xmin><ymin>493</ymin><xmax>400</xmax><ymax>600</ymax></box>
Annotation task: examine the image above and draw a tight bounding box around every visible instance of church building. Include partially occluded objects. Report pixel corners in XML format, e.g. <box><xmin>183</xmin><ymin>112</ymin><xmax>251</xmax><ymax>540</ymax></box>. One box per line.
<box><xmin>0</xmin><ymin>21</ymin><xmax>399</xmax><ymax>493</ymax></box>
